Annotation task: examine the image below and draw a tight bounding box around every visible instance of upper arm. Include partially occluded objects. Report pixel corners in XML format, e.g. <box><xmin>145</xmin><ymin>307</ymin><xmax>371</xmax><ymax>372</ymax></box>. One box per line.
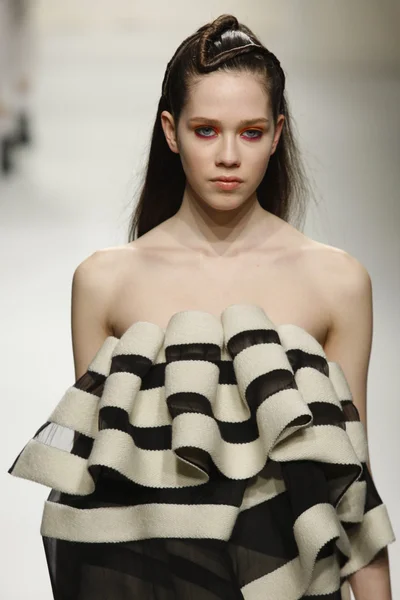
<box><xmin>322</xmin><ymin>250</ymin><xmax>373</xmax><ymax>457</ymax></box>
<box><xmin>71</xmin><ymin>250</ymin><xmax>115</xmax><ymax>380</ymax></box>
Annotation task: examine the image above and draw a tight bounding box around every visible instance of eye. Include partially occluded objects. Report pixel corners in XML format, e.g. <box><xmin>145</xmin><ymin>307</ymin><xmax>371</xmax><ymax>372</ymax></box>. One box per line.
<box><xmin>195</xmin><ymin>127</ymin><xmax>217</xmax><ymax>138</ymax></box>
<box><xmin>194</xmin><ymin>126</ymin><xmax>264</xmax><ymax>140</ymax></box>
<box><xmin>241</xmin><ymin>129</ymin><xmax>263</xmax><ymax>139</ymax></box>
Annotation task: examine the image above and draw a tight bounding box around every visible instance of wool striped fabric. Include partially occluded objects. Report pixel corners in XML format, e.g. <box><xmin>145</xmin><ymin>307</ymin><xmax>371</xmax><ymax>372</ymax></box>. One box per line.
<box><xmin>9</xmin><ymin>304</ymin><xmax>395</xmax><ymax>599</ymax></box>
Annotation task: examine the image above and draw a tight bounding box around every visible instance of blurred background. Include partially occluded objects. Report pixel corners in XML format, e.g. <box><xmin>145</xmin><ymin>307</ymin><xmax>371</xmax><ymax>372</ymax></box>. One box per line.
<box><xmin>1</xmin><ymin>1</ymin><xmax>399</xmax><ymax>598</ymax></box>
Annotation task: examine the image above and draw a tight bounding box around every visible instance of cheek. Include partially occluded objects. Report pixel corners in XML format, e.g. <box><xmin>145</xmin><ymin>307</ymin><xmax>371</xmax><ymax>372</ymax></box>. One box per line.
<box><xmin>178</xmin><ymin>140</ymin><xmax>209</xmax><ymax>175</ymax></box>
<box><xmin>244</xmin><ymin>142</ymin><xmax>272</xmax><ymax>173</ymax></box>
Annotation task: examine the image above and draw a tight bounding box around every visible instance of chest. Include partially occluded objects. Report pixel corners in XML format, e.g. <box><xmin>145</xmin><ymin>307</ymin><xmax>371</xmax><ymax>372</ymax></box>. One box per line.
<box><xmin>111</xmin><ymin>253</ymin><xmax>330</xmax><ymax>348</ymax></box>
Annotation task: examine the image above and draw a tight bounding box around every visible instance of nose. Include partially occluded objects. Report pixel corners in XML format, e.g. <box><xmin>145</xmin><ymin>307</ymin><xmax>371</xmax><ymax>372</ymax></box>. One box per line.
<box><xmin>215</xmin><ymin>135</ymin><xmax>241</xmax><ymax>168</ymax></box>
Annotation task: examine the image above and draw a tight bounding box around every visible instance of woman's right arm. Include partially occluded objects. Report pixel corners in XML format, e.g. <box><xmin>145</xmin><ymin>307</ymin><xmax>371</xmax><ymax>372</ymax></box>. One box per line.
<box><xmin>71</xmin><ymin>250</ymin><xmax>116</xmax><ymax>381</ymax></box>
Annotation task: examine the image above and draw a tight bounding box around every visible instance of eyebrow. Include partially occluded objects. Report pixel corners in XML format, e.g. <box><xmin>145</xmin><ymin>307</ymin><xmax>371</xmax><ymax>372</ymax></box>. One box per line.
<box><xmin>188</xmin><ymin>117</ymin><xmax>269</xmax><ymax>126</ymax></box>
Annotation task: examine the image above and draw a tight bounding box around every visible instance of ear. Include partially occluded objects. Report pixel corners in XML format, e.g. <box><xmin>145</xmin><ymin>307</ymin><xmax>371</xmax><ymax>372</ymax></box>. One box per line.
<box><xmin>161</xmin><ymin>110</ymin><xmax>179</xmax><ymax>154</ymax></box>
<box><xmin>270</xmin><ymin>114</ymin><xmax>285</xmax><ymax>156</ymax></box>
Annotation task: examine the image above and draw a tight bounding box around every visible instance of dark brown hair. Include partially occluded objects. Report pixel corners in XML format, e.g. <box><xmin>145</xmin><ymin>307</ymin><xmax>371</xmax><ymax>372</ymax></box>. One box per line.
<box><xmin>128</xmin><ymin>14</ymin><xmax>314</xmax><ymax>240</ymax></box>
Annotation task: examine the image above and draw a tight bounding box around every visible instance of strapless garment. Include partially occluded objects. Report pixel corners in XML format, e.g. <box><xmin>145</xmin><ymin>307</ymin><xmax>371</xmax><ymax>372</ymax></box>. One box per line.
<box><xmin>8</xmin><ymin>304</ymin><xmax>395</xmax><ymax>600</ymax></box>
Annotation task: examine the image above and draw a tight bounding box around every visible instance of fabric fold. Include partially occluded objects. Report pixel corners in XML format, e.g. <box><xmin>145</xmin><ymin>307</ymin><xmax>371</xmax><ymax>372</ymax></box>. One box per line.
<box><xmin>8</xmin><ymin>303</ymin><xmax>395</xmax><ymax>599</ymax></box>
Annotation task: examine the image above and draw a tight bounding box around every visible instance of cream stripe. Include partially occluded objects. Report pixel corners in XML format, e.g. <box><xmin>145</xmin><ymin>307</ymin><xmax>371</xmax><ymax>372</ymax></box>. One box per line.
<box><xmin>99</xmin><ymin>371</ymin><xmax>143</xmax><ymax>411</ymax></box>
<box><xmin>340</xmin><ymin>503</ymin><xmax>396</xmax><ymax>577</ymax></box>
<box><xmin>269</xmin><ymin>424</ymin><xmax>360</xmax><ymax>466</ymax></box>
<box><xmin>292</xmin><ymin>503</ymin><xmax>341</xmax><ymax>586</ymax></box>
<box><xmin>243</xmin><ymin>556</ymin><xmax>300</xmax><ymax>599</ymax></box>
<box><xmin>49</xmin><ymin>387</ymin><xmax>99</xmax><ymax>437</ymax></box>
<box><xmin>233</xmin><ymin>343</ymin><xmax>292</xmax><ymax>398</ymax></box>
<box><xmin>166</xmin><ymin>309</ymin><xmax>223</xmax><ymax>346</ymax></box>
<box><xmin>241</xmin><ymin>503</ymin><xmax>342</xmax><ymax>600</ymax></box>
<box><xmin>11</xmin><ymin>428</ymin><xmax>210</xmax><ymax>493</ymax></box>
<box><xmin>294</xmin><ymin>367</ymin><xmax>342</xmax><ymax>408</ymax></box>
<box><xmin>337</xmin><ymin>480</ymin><xmax>367</xmax><ymax>523</ymax></box>
<box><xmin>11</xmin><ymin>417</ymin><xmax>364</xmax><ymax>493</ymax></box>
<box><xmin>41</xmin><ymin>500</ymin><xmax>238</xmax><ymax>543</ymax></box>
<box><xmin>171</xmin><ymin>388</ymin><xmax>312</xmax><ymax>479</ymax></box>
<box><xmin>303</xmin><ymin>554</ymin><xmax>341</xmax><ymax>595</ymax></box>
<box><xmin>51</xmin><ymin>381</ymin><xmax>174</xmax><ymax>430</ymax></box>
<box><xmin>327</xmin><ymin>362</ymin><xmax>353</xmax><ymax>401</ymax></box>
<box><xmin>340</xmin><ymin>580</ymin><xmax>351</xmax><ymax>600</ymax></box>
<box><xmin>88</xmin><ymin>428</ymin><xmax>207</xmax><ymax>487</ymax></box>
<box><xmin>277</xmin><ymin>323</ymin><xmax>325</xmax><ymax>356</ymax></box>
<box><xmin>240</xmin><ymin>474</ymin><xmax>286</xmax><ymax>512</ymax></box>
<box><xmin>112</xmin><ymin>320</ymin><xmax>164</xmax><ymax>358</ymax></box>
<box><xmin>48</xmin><ymin>379</ymin><xmax>284</xmax><ymax>432</ymax></box>
<box><xmin>165</xmin><ymin>359</ymin><xmax>220</xmax><ymax>397</ymax></box>
<box><xmin>130</xmin><ymin>387</ymin><xmax>171</xmax><ymax>425</ymax></box>
<box><xmin>345</xmin><ymin>420</ymin><xmax>369</xmax><ymax>463</ymax></box>
<box><xmin>50</xmin><ymin>379</ymin><xmax>348</xmax><ymax>440</ymax></box>
<box><xmin>10</xmin><ymin>440</ymin><xmax>95</xmax><ymax>495</ymax></box>
<box><xmin>222</xmin><ymin>304</ymin><xmax>275</xmax><ymax>340</ymax></box>
<box><xmin>48</xmin><ymin>373</ymin><xmax>350</xmax><ymax>441</ymax></box>
<box><xmin>87</xmin><ymin>336</ymin><xmax>118</xmax><ymax>376</ymax></box>
<box><xmin>221</xmin><ymin>347</ymin><xmax>231</xmax><ymax>360</ymax></box>
<box><xmin>49</xmin><ymin>382</ymin><xmax>172</xmax><ymax>431</ymax></box>
<box><xmin>213</xmin><ymin>383</ymin><xmax>250</xmax><ymax>422</ymax></box>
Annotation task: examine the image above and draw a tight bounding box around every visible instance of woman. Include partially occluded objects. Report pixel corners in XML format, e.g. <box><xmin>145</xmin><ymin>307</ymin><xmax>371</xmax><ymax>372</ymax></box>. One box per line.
<box><xmin>9</xmin><ymin>14</ymin><xmax>395</xmax><ymax>600</ymax></box>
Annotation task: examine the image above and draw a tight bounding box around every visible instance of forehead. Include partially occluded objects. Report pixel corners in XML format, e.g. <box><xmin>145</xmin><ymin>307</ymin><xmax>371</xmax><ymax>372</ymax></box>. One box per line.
<box><xmin>184</xmin><ymin>70</ymin><xmax>271</xmax><ymax>119</ymax></box>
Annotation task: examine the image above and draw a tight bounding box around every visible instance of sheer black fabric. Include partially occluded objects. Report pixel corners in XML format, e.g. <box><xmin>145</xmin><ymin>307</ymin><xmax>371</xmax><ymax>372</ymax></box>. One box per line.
<box><xmin>8</xmin><ymin>305</ymin><xmax>395</xmax><ymax>599</ymax></box>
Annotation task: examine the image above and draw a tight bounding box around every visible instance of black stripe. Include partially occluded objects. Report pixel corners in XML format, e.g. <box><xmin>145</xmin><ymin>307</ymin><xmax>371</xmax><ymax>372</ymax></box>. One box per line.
<box><xmin>341</xmin><ymin>400</ymin><xmax>361</xmax><ymax>421</ymax></box>
<box><xmin>71</xmin><ymin>433</ymin><xmax>95</xmax><ymax>458</ymax></box>
<box><xmin>99</xmin><ymin>406</ymin><xmax>171</xmax><ymax>450</ymax></box>
<box><xmin>58</xmin><ymin>380</ymin><xmax>357</xmax><ymax>460</ymax></box>
<box><xmin>169</xmin><ymin>552</ymin><xmax>242</xmax><ymax>599</ymax></box>
<box><xmin>219</xmin><ymin>360</ymin><xmax>236</xmax><ymax>384</ymax></box>
<box><xmin>281</xmin><ymin>460</ymin><xmax>330</xmax><ymax>520</ymax></box>
<box><xmin>246</xmin><ymin>368</ymin><xmax>301</xmax><ymax>413</ymax></box>
<box><xmin>141</xmin><ymin>362</ymin><xmax>166</xmax><ymax>389</ymax></box>
<box><xmin>166</xmin><ymin>342</ymin><xmax>221</xmax><ymax>363</ymax></box>
<box><xmin>227</xmin><ymin>328</ymin><xmax>281</xmax><ymax>358</ymax></box>
<box><xmin>110</xmin><ymin>353</ymin><xmax>154</xmax><ymax>377</ymax></box>
<box><xmin>167</xmin><ymin>392</ymin><xmax>261</xmax><ymax>444</ymax></box>
<box><xmin>43</xmin><ymin>537</ymin><xmax>244</xmax><ymax>599</ymax></box>
<box><xmin>59</xmin><ymin>466</ymin><xmax>248</xmax><ymax>508</ymax></box>
<box><xmin>74</xmin><ymin>370</ymin><xmax>106</xmax><ymax>396</ymax></box>
<box><xmin>287</xmin><ymin>348</ymin><xmax>329</xmax><ymax>376</ymax></box>
<box><xmin>362</xmin><ymin>462</ymin><xmax>383</xmax><ymax>513</ymax></box>
<box><xmin>140</xmin><ymin>361</ymin><xmax>237</xmax><ymax>390</ymax></box>
<box><xmin>309</xmin><ymin>401</ymin><xmax>345</xmax><ymax>425</ymax></box>
<box><xmin>230</xmin><ymin>489</ymin><xmax>299</xmax><ymax>560</ymax></box>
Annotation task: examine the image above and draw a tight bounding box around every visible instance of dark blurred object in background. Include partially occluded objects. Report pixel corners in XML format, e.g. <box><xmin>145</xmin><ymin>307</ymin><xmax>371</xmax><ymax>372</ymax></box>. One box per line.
<box><xmin>0</xmin><ymin>0</ymin><xmax>34</xmax><ymax>175</ymax></box>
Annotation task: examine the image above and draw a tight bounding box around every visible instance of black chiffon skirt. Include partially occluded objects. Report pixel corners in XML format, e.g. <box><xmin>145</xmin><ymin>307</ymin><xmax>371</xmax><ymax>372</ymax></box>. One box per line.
<box><xmin>9</xmin><ymin>305</ymin><xmax>395</xmax><ymax>599</ymax></box>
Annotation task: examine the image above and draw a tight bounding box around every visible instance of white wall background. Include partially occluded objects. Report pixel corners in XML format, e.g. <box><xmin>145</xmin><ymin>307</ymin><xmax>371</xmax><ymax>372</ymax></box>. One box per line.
<box><xmin>1</xmin><ymin>1</ymin><xmax>399</xmax><ymax>598</ymax></box>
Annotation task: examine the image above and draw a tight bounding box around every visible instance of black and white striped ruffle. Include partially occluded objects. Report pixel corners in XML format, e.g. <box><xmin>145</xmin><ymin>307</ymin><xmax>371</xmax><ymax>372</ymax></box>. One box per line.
<box><xmin>8</xmin><ymin>304</ymin><xmax>395</xmax><ymax>599</ymax></box>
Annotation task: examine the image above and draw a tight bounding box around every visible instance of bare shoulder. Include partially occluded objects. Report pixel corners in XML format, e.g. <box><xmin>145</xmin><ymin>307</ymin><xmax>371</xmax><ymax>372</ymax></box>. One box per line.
<box><xmin>275</xmin><ymin>219</ymin><xmax>371</xmax><ymax>291</ymax></box>
<box><xmin>72</xmin><ymin>244</ymin><xmax>143</xmax><ymax>323</ymax></box>
<box><xmin>72</xmin><ymin>228</ymin><xmax>171</xmax><ymax>305</ymax></box>
<box><xmin>301</xmin><ymin>239</ymin><xmax>373</xmax><ymax>331</ymax></box>
<box><xmin>73</xmin><ymin>243</ymin><xmax>141</xmax><ymax>288</ymax></box>
<box><xmin>303</xmin><ymin>239</ymin><xmax>372</xmax><ymax>295</ymax></box>
<box><xmin>71</xmin><ymin>244</ymin><xmax>143</xmax><ymax>378</ymax></box>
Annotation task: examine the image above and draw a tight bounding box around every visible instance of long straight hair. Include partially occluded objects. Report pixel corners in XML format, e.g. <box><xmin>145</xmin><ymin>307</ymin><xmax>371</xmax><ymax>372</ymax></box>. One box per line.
<box><xmin>128</xmin><ymin>14</ymin><xmax>314</xmax><ymax>241</ymax></box>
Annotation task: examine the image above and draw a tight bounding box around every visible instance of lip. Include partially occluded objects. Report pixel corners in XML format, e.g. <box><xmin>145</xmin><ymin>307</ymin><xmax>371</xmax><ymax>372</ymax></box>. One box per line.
<box><xmin>212</xmin><ymin>180</ymin><xmax>242</xmax><ymax>190</ymax></box>
<box><xmin>211</xmin><ymin>176</ymin><xmax>243</xmax><ymax>182</ymax></box>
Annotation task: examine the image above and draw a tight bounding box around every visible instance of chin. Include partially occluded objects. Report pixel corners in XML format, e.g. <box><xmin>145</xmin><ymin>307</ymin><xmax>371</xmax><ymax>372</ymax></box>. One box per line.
<box><xmin>205</xmin><ymin>197</ymin><xmax>246</xmax><ymax>211</ymax></box>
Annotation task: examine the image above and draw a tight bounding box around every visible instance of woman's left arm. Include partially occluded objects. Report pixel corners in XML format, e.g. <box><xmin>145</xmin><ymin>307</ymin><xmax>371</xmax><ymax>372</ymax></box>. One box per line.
<box><xmin>322</xmin><ymin>251</ymin><xmax>393</xmax><ymax>600</ymax></box>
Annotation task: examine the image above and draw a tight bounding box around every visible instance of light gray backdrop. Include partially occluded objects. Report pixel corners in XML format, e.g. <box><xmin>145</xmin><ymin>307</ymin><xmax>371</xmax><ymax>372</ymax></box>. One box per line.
<box><xmin>1</xmin><ymin>1</ymin><xmax>398</xmax><ymax>598</ymax></box>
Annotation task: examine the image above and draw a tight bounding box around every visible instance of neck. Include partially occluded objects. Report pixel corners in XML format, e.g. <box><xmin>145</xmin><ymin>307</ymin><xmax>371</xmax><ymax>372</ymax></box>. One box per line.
<box><xmin>165</xmin><ymin>184</ymin><xmax>280</xmax><ymax>257</ymax></box>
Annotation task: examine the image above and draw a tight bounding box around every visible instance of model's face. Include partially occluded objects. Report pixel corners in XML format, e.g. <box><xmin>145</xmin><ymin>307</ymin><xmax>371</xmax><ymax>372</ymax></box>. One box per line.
<box><xmin>161</xmin><ymin>70</ymin><xmax>284</xmax><ymax>211</ymax></box>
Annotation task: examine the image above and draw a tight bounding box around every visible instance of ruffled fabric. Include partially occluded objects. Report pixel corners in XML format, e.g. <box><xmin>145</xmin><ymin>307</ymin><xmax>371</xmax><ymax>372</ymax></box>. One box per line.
<box><xmin>8</xmin><ymin>304</ymin><xmax>395</xmax><ymax>600</ymax></box>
